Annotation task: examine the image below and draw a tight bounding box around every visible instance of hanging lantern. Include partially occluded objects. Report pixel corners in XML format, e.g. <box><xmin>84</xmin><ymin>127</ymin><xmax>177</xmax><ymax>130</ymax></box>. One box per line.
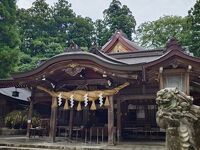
<box><xmin>63</xmin><ymin>99</ymin><xmax>69</xmax><ymax>110</ymax></box>
<box><xmin>77</xmin><ymin>102</ymin><xmax>82</xmax><ymax>111</ymax></box>
<box><xmin>90</xmin><ymin>100</ymin><xmax>96</xmax><ymax>110</ymax></box>
<box><xmin>104</xmin><ymin>96</ymin><xmax>110</xmax><ymax>106</ymax></box>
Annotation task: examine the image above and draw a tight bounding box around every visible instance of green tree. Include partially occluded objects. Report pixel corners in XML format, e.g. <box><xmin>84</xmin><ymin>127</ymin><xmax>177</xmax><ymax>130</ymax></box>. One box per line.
<box><xmin>16</xmin><ymin>0</ymin><xmax>95</xmax><ymax>72</ymax></box>
<box><xmin>68</xmin><ymin>16</ymin><xmax>94</xmax><ymax>48</ymax></box>
<box><xmin>52</xmin><ymin>0</ymin><xmax>95</xmax><ymax>49</ymax></box>
<box><xmin>52</xmin><ymin>0</ymin><xmax>75</xmax><ymax>46</ymax></box>
<box><xmin>17</xmin><ymin>8</ymin><xmax>32</xmax><ymax>54</ymax></box>
<box><xmin>29</xmin><ymin>0</ymin><xmax>56</xmax><ymax>41</ymax></box>
<box><xmin>136</xmin><ymin>16</ymin><xmax>191</xmax><ymax>49</ymax></box>
<box><xmin>103</xmin><ymin>0</ymin><xmax>136</xmax><ymax>40</ymax></box>
<box><xmin>16</xmin><ymin>0</ymin><xmax>64</xmax><ymax>72</ymax></box>
<box><xmin>94</xmin><ymin>19</ymin><xmax>110</xmax><ymax>46</ymax></box>
<box><xmin>0</xmin><ymin>0</ymin><xmax>20</xmax><ymax>78</ymax></box>
<box><xmin>18</xmin><ymin>0</ymin><xmax>54</xmax><ymax>56</ymax></box>
<box><xmin>188</xmin><ymin>0</ymin><xmax>200</xmax><ymax>57</ymax></box>
<box><xmin>16</xmin><ymin>52</ymin><xmax>47</xmax><ymax>72</ymax></box>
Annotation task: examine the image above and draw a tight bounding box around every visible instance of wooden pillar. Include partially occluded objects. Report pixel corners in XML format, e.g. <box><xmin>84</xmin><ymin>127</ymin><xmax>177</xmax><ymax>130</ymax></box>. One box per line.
<box><xmin>117</xmin><ymin>98</ymin><xmax>121</xmax><ymax>142</ymax></box>
<box><xmin>108</xmin><ymin>96</ymin><xmax>115</xmax><ymax>145</ymax></box>
<box><xmin>142</xmin><ymin>84</ymin><xmax>147</xmax><ymax>94</ymax></box>
<box><xmin>159</xmin><ymin>67</ymin><xmax>164</xmax><ymax>89</ymax></box>
<box><xmin>26</xmin><ymin>88</ymin><xmax>36</xmax><ymax>137</ymax></box>
<box><xmin>185</xmin><ymin>65</ymin><xmax>192</xmax><ymax>95</ymax></box>
<box><xmin>83</xmin><ymin>107</ymin><xmax>88</xmax><ymax>125</ymax></box>
<box><xmin>26</xmin><ymin>98</ymin><xmax>33</xmax><ymax>137</ymax></box>
<box><xmin>49</xmin><ymin>96</ymin><xmax>57</xmax><ymax>142</ymax></box>
<box><xmin>0</xmin><ymin>98</ymin><xmax>6</xmax><ymax>127</ymax></box>
<box><xmin>69</xmin><ymin>108</ymin><xmax>74</xmax><ymax>139</ymax></box>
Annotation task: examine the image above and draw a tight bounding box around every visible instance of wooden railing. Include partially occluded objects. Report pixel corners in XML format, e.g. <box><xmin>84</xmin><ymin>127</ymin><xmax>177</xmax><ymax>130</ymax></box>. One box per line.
<box><xmin>57</xmin><ymin>126</ymin><xmax>116</xmax><ymax>143</ymax></box>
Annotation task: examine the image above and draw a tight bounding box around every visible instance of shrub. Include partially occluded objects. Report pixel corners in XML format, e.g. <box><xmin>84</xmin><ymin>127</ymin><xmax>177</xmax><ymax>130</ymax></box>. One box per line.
<box><xmin>5</xmin><ymin>110</ymin><xmax>40</xmax><ymax>129</ymax></box>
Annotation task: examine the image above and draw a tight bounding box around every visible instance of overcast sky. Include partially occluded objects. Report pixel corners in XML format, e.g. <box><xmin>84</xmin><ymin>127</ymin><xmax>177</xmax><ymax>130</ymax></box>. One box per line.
<box><xmin>17</xmin><ymin>0</ymin><xmax>196</xmax><ymax>25</ymax></box>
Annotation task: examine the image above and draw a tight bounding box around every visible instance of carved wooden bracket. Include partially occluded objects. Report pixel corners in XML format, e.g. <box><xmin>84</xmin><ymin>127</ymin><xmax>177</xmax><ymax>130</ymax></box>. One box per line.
<box><xmin>62</xmin><ymin>64</ymin><xmax>85</xmax><ymax>76</ymax></box>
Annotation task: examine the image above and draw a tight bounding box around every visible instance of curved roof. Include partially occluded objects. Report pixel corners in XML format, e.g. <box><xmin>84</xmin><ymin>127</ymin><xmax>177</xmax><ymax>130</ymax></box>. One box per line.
<box><xmin>12</xmin><ymin>51</ymin><xmax>142</xmax><ymax>79</ymax></box>
<box><xmin>1</xmin><ymin>38</ymin><xmax>200</xmax><ymax>90</ymax></box>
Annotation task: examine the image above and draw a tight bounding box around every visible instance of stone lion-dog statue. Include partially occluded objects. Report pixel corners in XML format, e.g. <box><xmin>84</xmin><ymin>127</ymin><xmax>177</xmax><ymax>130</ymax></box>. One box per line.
<box><xmin>156</xmin><ymin>88</ymin><xmax>200</xmax><ymax>150</ymax></box>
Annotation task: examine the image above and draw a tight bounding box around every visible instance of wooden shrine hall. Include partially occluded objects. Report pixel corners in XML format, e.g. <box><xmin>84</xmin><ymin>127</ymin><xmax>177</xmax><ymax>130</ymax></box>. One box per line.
<box><xmin>0</xmin><ymin>31</ymin><xmax>200</xmax><ymax>144</ymax></box>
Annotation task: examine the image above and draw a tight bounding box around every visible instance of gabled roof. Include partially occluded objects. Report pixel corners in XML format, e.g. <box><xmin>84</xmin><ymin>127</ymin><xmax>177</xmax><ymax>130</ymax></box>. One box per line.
<box><xmin>101</xmin><ymin>31</ymin><xmax>145</xmax><ymax>53</ymax></box>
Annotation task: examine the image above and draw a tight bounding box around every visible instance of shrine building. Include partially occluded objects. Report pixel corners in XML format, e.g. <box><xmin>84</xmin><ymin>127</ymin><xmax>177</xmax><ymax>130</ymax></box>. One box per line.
<box><xmin>0</xmin><ymin>31</ymin><xmax>200</xmax><ymax>144</ymax></box>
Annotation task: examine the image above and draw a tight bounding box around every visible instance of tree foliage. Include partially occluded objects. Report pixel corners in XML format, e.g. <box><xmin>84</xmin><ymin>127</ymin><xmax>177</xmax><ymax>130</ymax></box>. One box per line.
<box><xmin>17</xmin><ymin>0</ymin><xmax>61</xmax><ymax>56</ymax></box>
<box><xmin>136</xmin><ymin>16</ymin><xmax>191</xmax><ymax>49</ymax></box>
<box><xmin>188</xmin><ymin>0</ymin><xmax>200</xmax><ymax>57</ymax></box>
<box><xmin>95</xmin><ymin>0</ymin><xmax>136</xmax><ymax>46</ymax></box>
<box><xmin>104</xmin><ymin>0</ymin><xmax>136</xmax><ymax>40</ymax></box>
<box><xmin>1</xmin><ymin>0</ymin><xmax>195</xmax><ymax>76</ymax></box>
<box><xmin>94</xmin><ymin>19</ymin><xmax>110</xmax><ymax>46</ymax></box>
<box><xmin>52</xmin><ymin>0</ymin><xmax>75</xmax><ymax>46</ymax></box>
<box><xmin>15</xmin><ymin>0</ymin><xmax>96</xmax><ymax>72</ymax></box>
<box><xmin>68</xmin><ymin>16</ymin><xmax>94</xmax><ymax>48</ymax></box>
<box><xmin>0</xmin><ymin>0</ymin><xmax>20</xmax><ymax>78</ymax></box>
<box><xmin>16</xmin><ymin>0</ymin><xmax>64</xmax><ymax>72</ymax></box>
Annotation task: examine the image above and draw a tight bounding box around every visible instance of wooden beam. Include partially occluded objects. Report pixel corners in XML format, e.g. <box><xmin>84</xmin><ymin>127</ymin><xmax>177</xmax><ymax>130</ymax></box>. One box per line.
<box><xmin>119</xmin><ymin>94</ymin><xmax>156</xmax><ymax>102</ymax></box>
<box><xmin>163</xmin><ymin>68</ymin><xmax>185</xmax><ymax>74</ymax></box>
<box><xmin>56</xmin><ymin>79</ymin><xmax>109</xmax><ymax>87</ymax></box>
<box><xmin>49</xmin><ymin>97</ymin><xmax>57</xmax><ymax>142</ymax></box>
<box><xmin>108</xmin><ymin>96</ymin><xmax>115</xmax><ymax>145</ymax></box>
<box><xmin>34</xmin><ymin>94</ymin><xmax>157</xmax><ymax>104</ymax></box>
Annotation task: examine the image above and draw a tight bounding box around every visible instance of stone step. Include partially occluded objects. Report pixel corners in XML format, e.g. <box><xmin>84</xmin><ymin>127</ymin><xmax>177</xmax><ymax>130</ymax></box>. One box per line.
<box><xmin>0</xmin><ymin>146</ymin><xmax>60</xmax><ymax>150</ymax></box>
<box><xmin>0</xmin><ymin>137</ymin><xmax>166</xmax><ymax>150</ymax></box>
<box><xmin>0</xmin><ymin>144</ymin><xmax>119</xmax><ymax>150</ymax></box>
<box><xmin>0</xmin><ymin>143</ymin><xmax>63</xmax><ymax>149</ymax></box>
<box><xmin>0</xmin><ymin>146</ymin><xmax>121</xmax><ymax>150</ymax></box>
<box><xmin>0</xmin><ymin>145</ymin><xmax>166</xmax><ymax>150</ymax></box>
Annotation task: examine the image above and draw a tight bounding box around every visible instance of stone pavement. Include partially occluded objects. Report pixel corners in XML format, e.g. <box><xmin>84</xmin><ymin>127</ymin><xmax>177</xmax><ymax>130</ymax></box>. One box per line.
<box><xmin>0</xmin><ymin>136</ymin><xmax>166</xmax><ymax>150</ymax></box>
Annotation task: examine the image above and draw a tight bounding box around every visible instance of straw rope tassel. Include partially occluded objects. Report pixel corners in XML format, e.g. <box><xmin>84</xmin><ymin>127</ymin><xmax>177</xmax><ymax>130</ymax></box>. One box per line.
<box><xmin>104</xmin><ymin>96</ymin><xmax>110</xmax><ymax>106</ymax></box>
<box><xmin>63</xmin><ymin>99</ymin><xmax>69</xmax><ymax>110</ymax></box>
<box><xmin>90</xmin><ymin>100</ymin><xmax>96</xmax><ymax>110</ymax></box>
<box><xmin>52</xmin><ymin>97</ymin><xmax>57</xmax><ymax>108</ymax></box>
<box><xmin>77</xmin><ymin>102</ymin><xmax>82</xmax><ymax>111</ymax></box>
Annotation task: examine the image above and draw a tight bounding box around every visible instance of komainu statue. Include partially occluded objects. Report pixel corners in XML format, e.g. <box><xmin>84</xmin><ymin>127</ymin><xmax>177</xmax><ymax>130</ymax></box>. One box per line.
<box><xmin>156</xmin><ymin>88</ymin><xmax>200</xmax><ymax>150</ymax></box>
